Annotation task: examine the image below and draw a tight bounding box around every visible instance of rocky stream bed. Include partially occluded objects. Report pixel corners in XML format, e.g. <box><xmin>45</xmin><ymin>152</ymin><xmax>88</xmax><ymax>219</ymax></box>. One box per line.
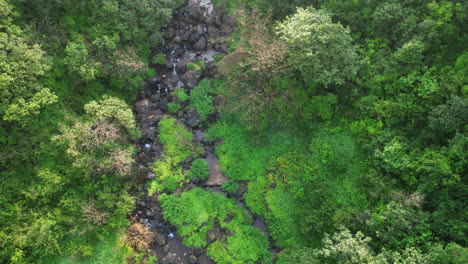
<box><xmin>128</xmin><ymin>1</ymin><xmax>271</xmax><ymax>263</ymax></box>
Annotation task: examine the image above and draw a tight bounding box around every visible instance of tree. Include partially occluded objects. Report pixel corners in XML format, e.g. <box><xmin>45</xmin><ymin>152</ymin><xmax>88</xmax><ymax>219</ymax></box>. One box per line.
<box><xmin>0</xmin><ymin>0</ymin><xmax>57</xmax><ymax>123</ymax></box>
<box><xmin>277</xmin><ymin>6</ymin><xmax>359</xmax><ymax>86</ymax></box>
<box><xmin>54</xmin><ymin>96</ymin><xmax>139</xmax><ymax>175</ymax></box>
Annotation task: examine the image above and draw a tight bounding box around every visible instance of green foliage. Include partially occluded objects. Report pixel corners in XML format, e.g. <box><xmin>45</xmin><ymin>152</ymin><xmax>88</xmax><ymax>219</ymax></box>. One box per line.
<box><xmin>167</xmin><ymin>102</ymin><xmax>181</xmax><ymax>114</ymax></box>
<box><xmin>186</xmin><ymin>61</ymin><xmax>206</xmax><ymax>71</ymax></box>
<box><xmin>173</xmin><ymin>88</ymin><xmax>189</xmax><ymax>102</ymax></box>
<box><xmin>221</xmin><ymin>180</ymin><xmax>241</xmax><ymax>195</ymax></box>
<box><xmin>148</xmin><ymin>118</ymin><xmax>202</xmax><ymax>194</ymax></box>
<box><xmin>188</xmin><ymin>158</ymin><xmax>209</xmax><ymax>181</ymax></box>
<box><xmin>151</xmin><ymin>53</ymin><xmax>166</xmax><ymax>65</ymax></box>
<box><xmin>160</xmin><ymin>188</ymin><xmax>272</xmax><ymax>263</ymax></box>
<box><xmin>306</xmin><ymin>93</ymin><xmax>337</xmax><ymax>120</ymax></box>
<box><xmin>277</xmin><ymin>6</ymin><xmax>358</xmax><ymax>86</ymax></box>
<box><xmin>0</xmin><ymin>1</ymin><xmax>56</xmax><ymax>123</ymax></box>
<box><xmin>190</xmin><ymin>79</ymin><xmax>215</xmax><ymax>120</ymax></box>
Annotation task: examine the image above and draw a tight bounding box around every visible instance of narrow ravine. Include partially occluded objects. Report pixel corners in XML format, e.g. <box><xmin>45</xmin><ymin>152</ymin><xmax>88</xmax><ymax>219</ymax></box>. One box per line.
<box><xmin>129</xmin><ymin>1</ymin><xmax>237</xmax><ymax>263</ymax></box>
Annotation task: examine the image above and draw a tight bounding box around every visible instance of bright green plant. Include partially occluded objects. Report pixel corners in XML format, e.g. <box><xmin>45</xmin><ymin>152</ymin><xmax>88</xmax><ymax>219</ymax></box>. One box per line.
<box><xmin>173</xmin><ymin>89</ymin><xmax>189</xmax><ymax>102</ymax></box>
<box><xmin>190</xmin><ymin>79</ymin><xmax>215</xmax><ymax>120</ymax></box>
<box><xmin>159</xmin><ymin>188</ymin><xmax>272</xmax><ymax>263</ymax></box>
<box><xmin>168</xmin><ymin>102</ymin><xmax>181</xmax><ymax>114</ymax></box>
<box><xmin>188</xmin><ymin>159</ymin><xmax>209</xmax><ymax>181</ymax></box>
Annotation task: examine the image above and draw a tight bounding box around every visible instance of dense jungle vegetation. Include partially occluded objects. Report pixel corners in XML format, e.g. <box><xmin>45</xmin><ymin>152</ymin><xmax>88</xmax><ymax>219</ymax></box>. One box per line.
<box><xmin>0</xmin><ymin>0</ymin><xmax>467</xmax><ymax>263</ymax></box>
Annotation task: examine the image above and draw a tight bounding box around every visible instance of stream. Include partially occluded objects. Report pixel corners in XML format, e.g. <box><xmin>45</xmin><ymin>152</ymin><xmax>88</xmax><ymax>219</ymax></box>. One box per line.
<box><xmin>130</xmin><ymin>1</ymin><xmax>269</xmax><ymax>263</ymax></box>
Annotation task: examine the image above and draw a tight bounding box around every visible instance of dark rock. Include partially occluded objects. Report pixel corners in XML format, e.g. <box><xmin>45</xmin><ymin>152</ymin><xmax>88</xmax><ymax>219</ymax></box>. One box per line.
<box><xmin>196</xmin><ymin>24</ymin><xmax>204</xmax><ymax>35</ymax></box>
<box><xmin>173</xmin><ymin>35</ymin><xmax>181</xmax><ymax>44</ymax></box>
<box><xmin>176</xmin><ymin>60</ymin><xmax>187</xmax><ymax>74</ymax></box>
<box><xmin>186</xmin><ymin>183</ymin><xmax>196</xmax><ymax>190</ymax></box>
<box><xmin>181</xmin><ymin>30</ymin><xmax>191</xmax><ymax>41</ymax></box>
<box><xmin>219</xmin><ymin>43</ymin><xmax>229</xmax><ymax>53</ymax></box>
<box><xmin>207</xmin><ymin>25</ymin><xmax>220</xmax><ymax>38</ymax></box>
<box><xmin>151</xmin><ymin>92</ymin><xmax>161</xmax><ymax>102</ymax></box>
<box><xmin>135</xmin><ymin>98</ymin><xmax>150</xmax><ymax>114</ymax></box>
<box><xmin>144</xmin><ymin>109</ymin><xmax>164</xmax><ymax>123</ymax></box>
<box><xmin>198</xmin><ymin>255</ymin><xmax>215</xmax><ymax>264</ymax></box>
<box><xmin>189</xmin><ymin>31</ymin><xmax>200</xmax><ymax>44</ymax></box>
<box><xmin>182</xmin><ymin>70</ymin><xmax>202</xmax><ymax>88</ymax></box>
<box><xmin>193</xmin><ymin>36</ymin><xmax>207</xmax><ymax>51</ymax></box>
<box><xmin>191</xmin><ymin>176</ymin><xmax>201</xmax><ymax>184</ymax></box>
<box><xmin>163</xmin><ymin>244</ymin><xmax>170</xmax><ymax>254</ymax></box>
<box><xmin>213</xmin><ymin>95</ymin><xmax>225</xmax><ymax>107</ymax></box>
<box><xmin>160</xmin><ymin>98</ymin><xmax>168</xmax><ymax>112</ymax></box>
<box><xmin>235</xmin><ymin>183</ymin><xmax>247</xmax><ymax>197</ymax></box>
<box><xmin>156</xmin><ymin>233</ymin><xmax>167</xmax><ymax>246</ymax></box>
<box><xmin>189</xmin><ymin>255</ymin><xmax>198</xmax><ymax>264</ymax></box>
<box><xmin>222</xmin><ymin>14</ymin><xmax>236</xmax><ymax>27</ymax></box>
<box><xmin>253</xmin><ymin>219</ymin><xmax>269</xmax><ymax>236</ymax></box>
<box><xmin>137</xmin><ymin>166</ymin><xmax>148</xmax><ymax>184</ymax></box>
<box><xmin>145</xmin><ymin>208</ymin><xmax>156</xmax><ymax>217</ymax></box>
<box><xmin>185</xmin><ymin>108</ymin><xmax>202</xmax><ymax>128</ymax></box>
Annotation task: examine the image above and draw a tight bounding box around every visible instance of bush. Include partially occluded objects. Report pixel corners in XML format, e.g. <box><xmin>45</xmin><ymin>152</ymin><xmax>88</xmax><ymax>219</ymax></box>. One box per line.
<box><xmin>167</xmin><ymin>102</ymin><xmax>181</xmax><ymax>114</ymax></box>
<box><xmin>190</xmin><ymin>79</ymin><xmax>215</xmax><ymax>120</ymax></box>
<box><xmin>188</xmin><ymin>159</ymin><xmax>209</xmax><ymax>181</ymax></box>
<box><xmin>186</xmin><ymin>61</ymin><xmax>206</xmax><ymax>71</ymax></box>
<box><xmin>152</xmin><ymin>53</ymin><xmax>166</xmax><ymax>65</ymax></box>
<box><xmin>159</xmin><ymin>188</ymin><xmax>272</xmax><ymax>263</ymax></box>
<box><xmin>173</xmin><ymin>89</ymin><xmax>189</xmax><ymax>102</ymax></box>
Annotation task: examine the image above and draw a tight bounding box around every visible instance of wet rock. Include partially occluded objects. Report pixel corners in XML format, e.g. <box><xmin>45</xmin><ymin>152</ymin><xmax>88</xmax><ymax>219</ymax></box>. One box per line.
<box><xmin>185</xmin><ymin>108</ymin><xmax>202</xmax><ymax>128</ymax></box>
<box><xmin>156</xmin><ymin>233</ymin><xmax>167</xmax><ymax>246</ymax></box>
<box><xmin>253</xmin><ymin>219</ymin><xmax>269</xmax><ymax>236</ymax></box>
<box><xmin>189</xmin><ymin>255</ymin><xmax>198</xmax><ymax>264</ymax></box>
<box><xmin>191</xmin><ymin>176</ymin><xmax>201</xmax><ymax>184</ymax></box>
<box><xmin>193</xmin><ymin>35</ymin><xmax>207</xmax><ymax>51</ymax></box>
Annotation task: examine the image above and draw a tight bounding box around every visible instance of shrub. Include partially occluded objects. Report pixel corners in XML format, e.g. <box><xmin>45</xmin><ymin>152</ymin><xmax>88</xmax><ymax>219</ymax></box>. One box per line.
<box><xmin>190</xmin><ymin>79</ymin><xmax>215</xmax><ymax>120</ymax></box>
<box><xmin>152</xmin><ymin>53</ymin><xmax>166</xmax><ymax>65</ymax></box>
<box><xmin>173</xmin><ymin>89</ymin><xmax>189</xmax><ymax>102</ymax></box>
<box><xmin>167</xmin><ymin>102</ymin><xmax>181</xmax><ymax>114</ymax></box>
<box><xmin>159</xmin><ymin>188</ymin><xmax>272</xmax><ymax>263</ymax></box>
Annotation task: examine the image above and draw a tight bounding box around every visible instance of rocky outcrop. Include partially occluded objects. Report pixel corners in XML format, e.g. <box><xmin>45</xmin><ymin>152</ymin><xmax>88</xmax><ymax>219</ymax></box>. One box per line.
<box><xmin>130</xmin><ymin>1</ymin><xmax>235</xmax><ymax>263</ymax></box>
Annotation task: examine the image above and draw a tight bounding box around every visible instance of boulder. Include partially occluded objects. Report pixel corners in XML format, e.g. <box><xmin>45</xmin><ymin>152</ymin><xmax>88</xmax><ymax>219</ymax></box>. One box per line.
<box><xmin>222</xmin><ymin>14</ymin><xmax>236</xmax><ymax>27</ymax></box>
<box><xmin>207</xmin><ymin>25</ymin><xmax>220</xmax><ymax>38</ymax></box>
<box><xmin>189</xmin><ymin>31</ymin><xmax>200</xmax><ymax>44</ymax></box>
<box><xmin>185</xmin><ymin>108</ymin><xmax>202</xmax><ymax>128</ymax></box>
<box><xmin>163</xmin><ymin>244</ymin><xmax>170</xmax><ymax>254</ymax></box>
<box><xmin>182</xmin><ymin>70</ymin><xmax>202</xmax><ymax>89</ymax></box>
<box><xmin>155</xmin><ymin>233</ymin><xmax>167</xmax><ymax>246</ymax></box>
<box><xmin>193</xmin><ymin>36</ymin><xmax>207</xmax><ymax>51</ymax></box>
<box><xmin>135</xmin><ymin>98</ymin><xmax>150</xmax><ymax>114</ymax></box>
<box><xmin>189</xmin><ymin>255</ymin><xmax>198</xmax><ymax>264</ymax></box>
<box><xmin>160</xmin><ymin>98</ymin><xmax>168</xmax><ymax>112</ymax></box>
